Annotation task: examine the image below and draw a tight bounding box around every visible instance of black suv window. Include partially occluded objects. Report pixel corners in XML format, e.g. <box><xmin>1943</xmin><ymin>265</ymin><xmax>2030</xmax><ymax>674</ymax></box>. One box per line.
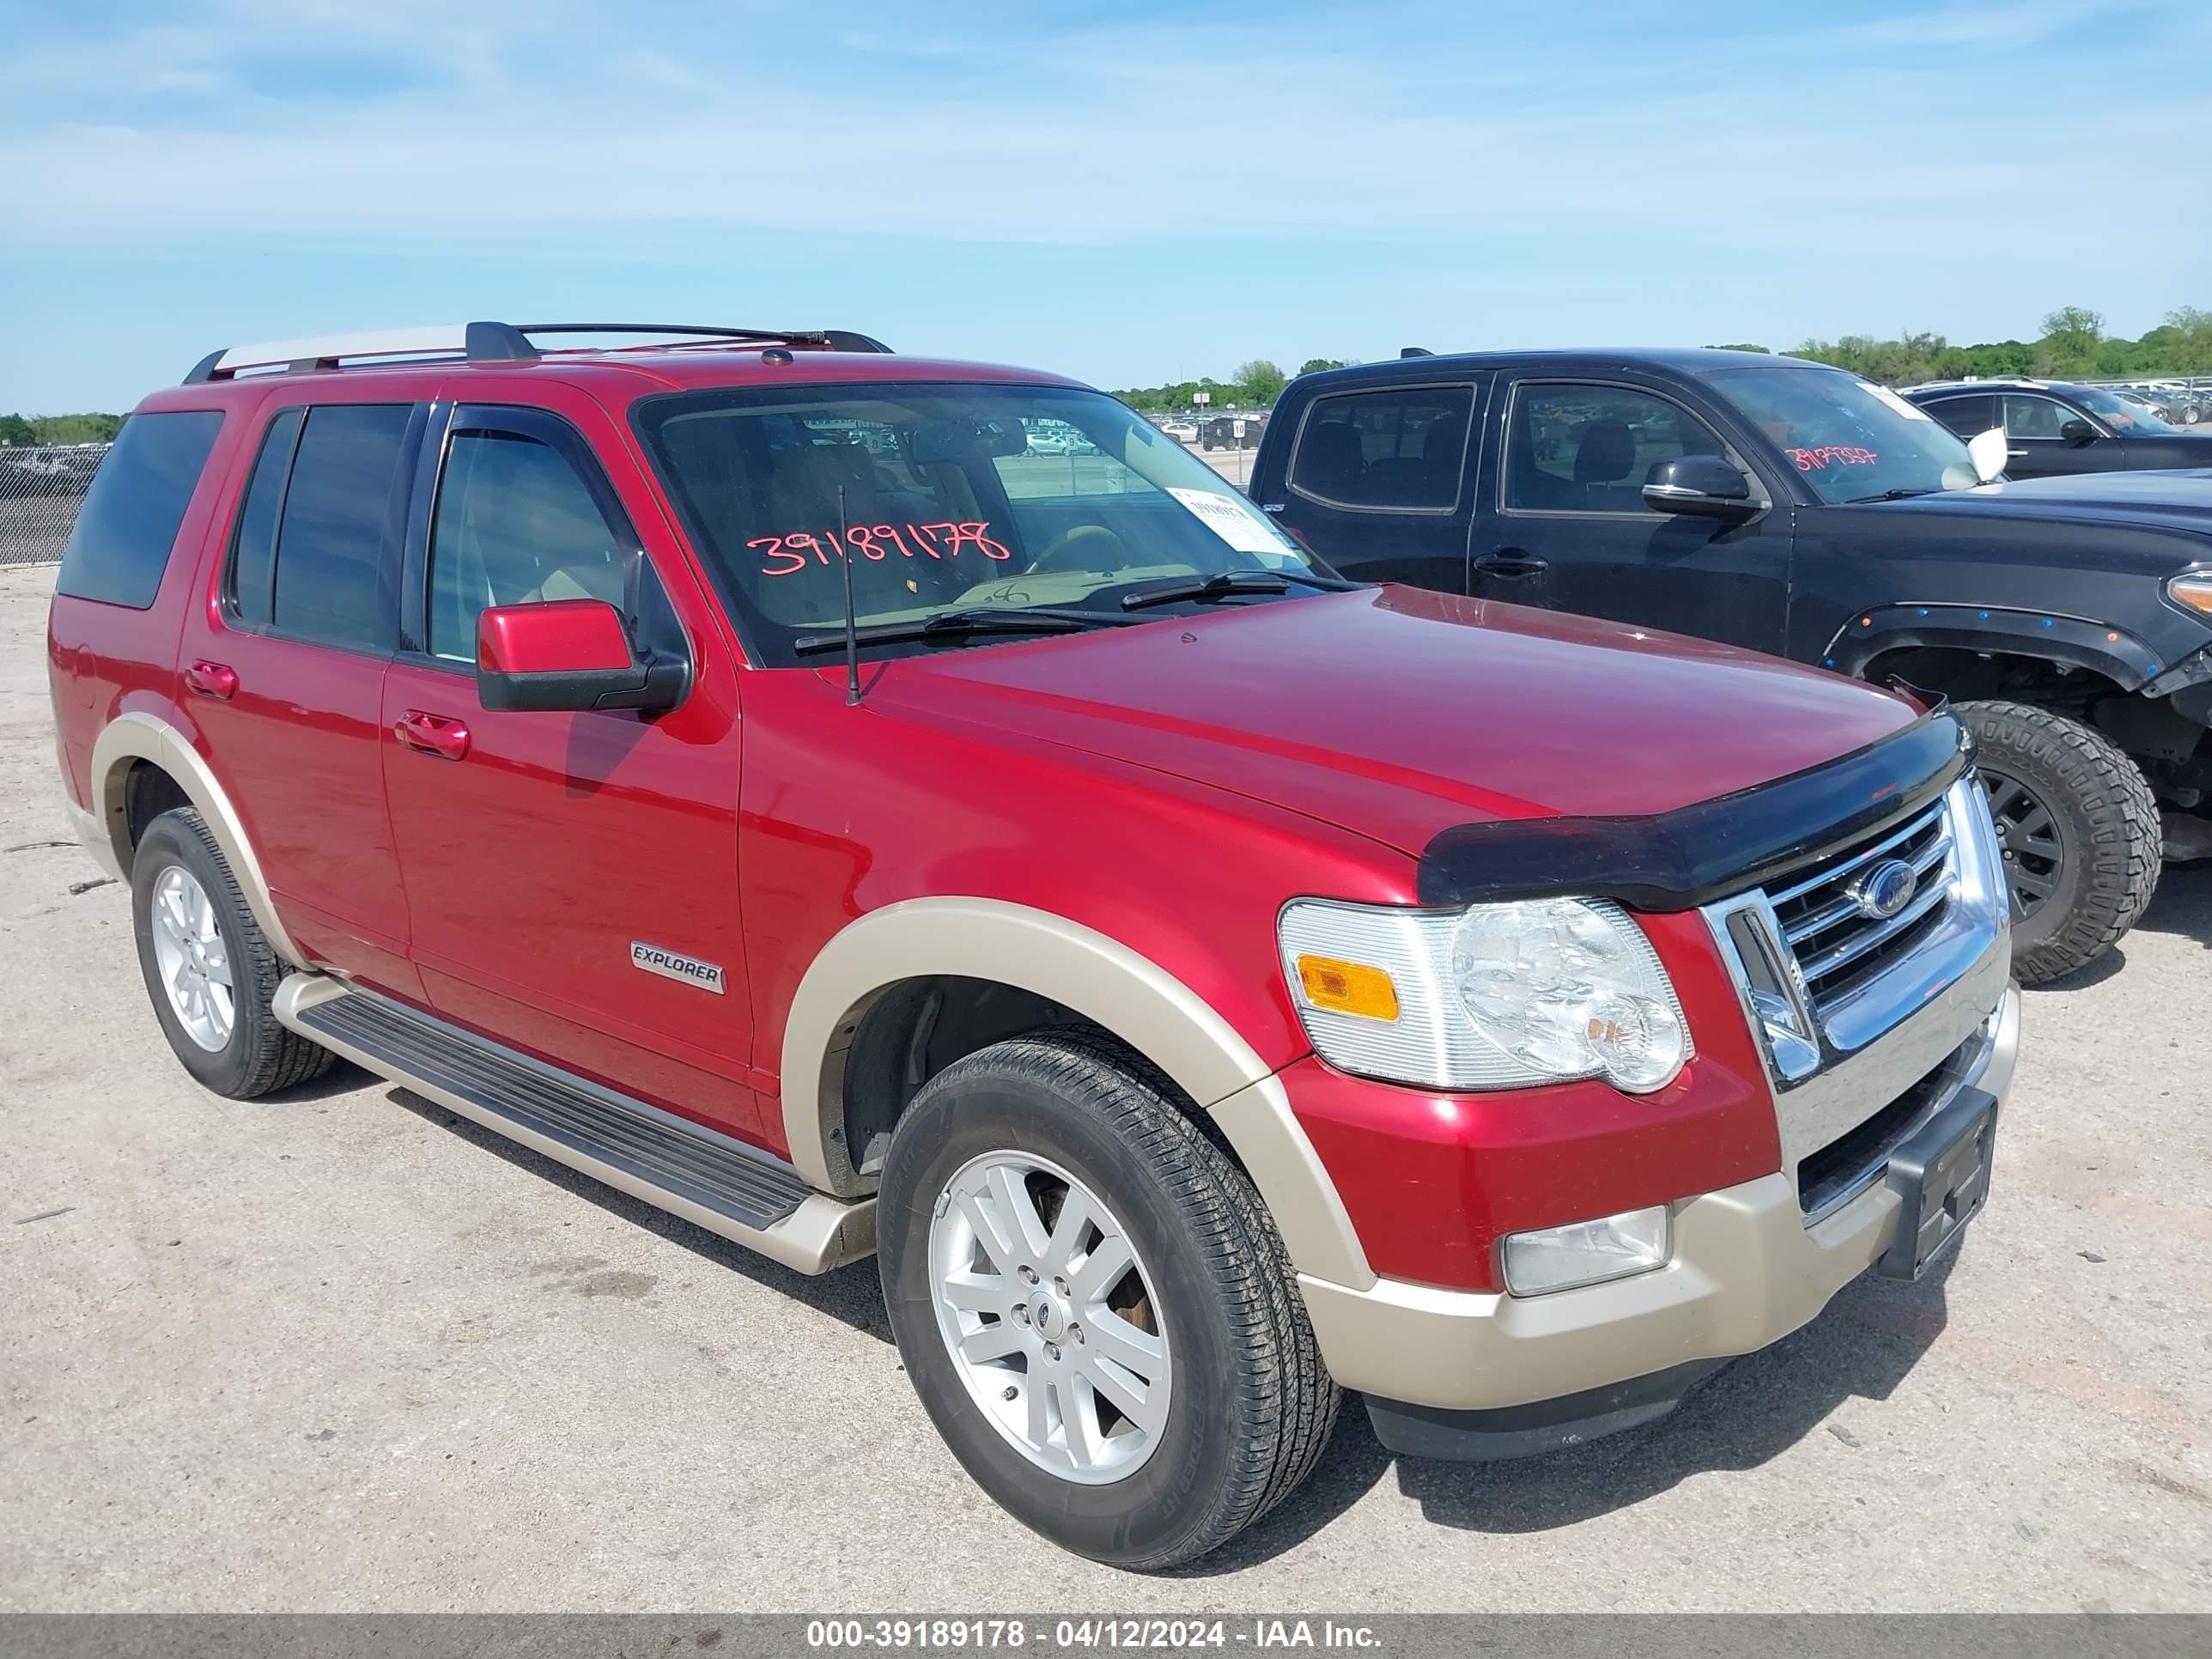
<box><xmin>229</xmin><ymin>404</ymin><xmax>410</xmax><ymax>652</ymax></box>
<box><xmin>1505</xmin><ymin>384</ymin><xmax>1725</xmax><ymax>514</ymax></box>
<box><xmin>55</xmin><ymin>411</ymin><xmax>223</xmax><ymax>609</ymax></box>
<box><xmin>427</xmin><ymin>430</ymin><xmax>636</xmax><ymax>662</ymax></box>
<box><xmin>1921</xmin><ymin>392</ymin><xmax>1995</xmax><ymax>438</ymax></box>
<box><xmin>1289</xmin><ymin>387</ymin><xmax>1470</xmax><ymax>510</ymax></box>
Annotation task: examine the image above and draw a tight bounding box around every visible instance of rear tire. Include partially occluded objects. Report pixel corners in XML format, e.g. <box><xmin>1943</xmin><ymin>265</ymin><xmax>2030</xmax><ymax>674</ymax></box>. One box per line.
<box><xmin>878</xmin><ymin>1030</ymin><xmax>1339</xmax><ymax>1569</ymax></box>
<box><xmin>1958</xmin><ymin>699</ymin><xmax>2160</xmax><ymax>983</ymax></box>
<box><xmin>131</xmin><ymin>807</ymin><xmax>336</xmax><ymax>1098</ymax></box>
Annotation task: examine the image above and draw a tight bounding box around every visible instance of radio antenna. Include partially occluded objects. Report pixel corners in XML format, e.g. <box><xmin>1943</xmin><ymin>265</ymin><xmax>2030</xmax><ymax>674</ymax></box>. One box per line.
<box><xmin>836</xmin><ymin>484</ymin><xmax>862</xmax><ymax>706</ymax></box>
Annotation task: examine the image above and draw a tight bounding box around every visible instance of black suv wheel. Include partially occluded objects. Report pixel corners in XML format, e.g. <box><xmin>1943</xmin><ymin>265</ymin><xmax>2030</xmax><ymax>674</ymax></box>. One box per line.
<box><xmin>877</xmin><ymin>1030</ymin><xmax>1338</xmax><ymax>1569</ymax></box>
<box><xmin>1959</xmin><ymin>700</ymin><xmax>2160</xmax><ymax>982</ymax></box>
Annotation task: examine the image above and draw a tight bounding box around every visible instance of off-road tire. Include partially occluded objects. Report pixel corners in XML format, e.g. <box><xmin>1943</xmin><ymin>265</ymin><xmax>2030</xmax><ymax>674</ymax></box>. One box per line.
<box><xmin>131</xmin><ymin>807</ymin><xmax>336</xmax><ymax>1097</ymax></box>
<box><xmin>878</xmin><ymin>1029</ymin><xmax>1340</xmax><ymax>1570</ymax></box>
<box><xmin>1959</xmin><ymin>699</ymin><xmax>2160</xmax><ymax>982</ymax></box>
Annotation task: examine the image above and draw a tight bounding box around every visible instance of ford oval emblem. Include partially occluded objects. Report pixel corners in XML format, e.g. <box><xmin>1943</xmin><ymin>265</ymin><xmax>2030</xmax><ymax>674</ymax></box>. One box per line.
<box><xmin>1851</xmin><ymin>858</ymin><xmax>1918</xmax><ymax>921</ymax></box>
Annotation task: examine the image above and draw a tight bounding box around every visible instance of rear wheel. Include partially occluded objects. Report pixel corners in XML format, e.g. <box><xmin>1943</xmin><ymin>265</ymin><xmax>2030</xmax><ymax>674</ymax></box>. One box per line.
<box><xmin>1958</xmin><ymin>700</ymin><xmax>2160</xmax><ymax>982</ymax></box>
<box><xmin>878</xmin><ymin>1030</ymin><xmax>1338</xmax><ymax>1569</ymax></box>
<box><xmin>131</xmin><ymin>807</ymin><xmax>336</xmax><ymax>1098</ymax></box>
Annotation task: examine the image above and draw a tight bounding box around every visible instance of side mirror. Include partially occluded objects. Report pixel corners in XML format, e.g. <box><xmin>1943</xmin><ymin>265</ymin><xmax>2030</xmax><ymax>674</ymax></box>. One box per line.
<box><xmin>2059</xmin><ymin>419</ymin><xmax>2099</xmax><ymax>446</ymax></box>
<box><xmin>476</xmin><ymin>599</ymin><xmax>688</xmax><ymax>714</ymax></box>
<box><xmin>1642</xmin><ymin>454</ymin><xmax>1759</xmax><ymax>520</ymax></box>
<box><xmin>1966</xmin><ymin>427</ymin><xmax>2008</xmax><ymax>483</ymax></box>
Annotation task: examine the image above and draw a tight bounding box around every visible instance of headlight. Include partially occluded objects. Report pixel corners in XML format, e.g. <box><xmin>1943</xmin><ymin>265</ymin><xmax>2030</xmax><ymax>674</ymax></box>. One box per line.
<box><xmin>1278</xmin><ymin>896</ymin><xmax>1691</xmax><ymax>1093</ymax></box>
<box><xmin>2169</xmin><ymin>574</ymin><xmax>2212</xmax><ymax>617</ymax></box>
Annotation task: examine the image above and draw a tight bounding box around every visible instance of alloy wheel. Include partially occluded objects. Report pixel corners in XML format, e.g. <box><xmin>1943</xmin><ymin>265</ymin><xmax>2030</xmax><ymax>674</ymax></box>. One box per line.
<box><xmin>1980</xmin><ymin>767</ymin><xmax>2065</xmax><ymax>922</ymax></box>
<box><xmin>149</xmin><ymin>864</ymin><xmax>234</xmax><ymax>1051</ymax></box>
<box><xmin>927</xmin><ymin>1151</ymin><xmax>1172</xmax><ymax>1485</ymax></box>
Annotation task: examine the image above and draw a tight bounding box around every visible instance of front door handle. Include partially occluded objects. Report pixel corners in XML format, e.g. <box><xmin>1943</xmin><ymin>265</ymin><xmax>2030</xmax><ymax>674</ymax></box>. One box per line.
<box><xmin>392</xmin><ymin>710</ymin><xmax>471</xmax><ymax>762</ymax></box>
<box><xmin>1474</xmin><ymin>549</ymin><xmax>1548</xmax><ymax>580</ymax></box>
<box><xmin>184</xmin><ymin>660</ymin><xmax>238</xmax><ymax>701</ymax></box>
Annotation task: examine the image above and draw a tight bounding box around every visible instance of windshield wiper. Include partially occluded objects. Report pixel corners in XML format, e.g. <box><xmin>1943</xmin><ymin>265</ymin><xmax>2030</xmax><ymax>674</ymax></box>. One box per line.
<box><xmin>791</xmin><ymin>605</ymin><xmax>1142</xmax><ymax>655</ymax></box>
<box><xmin>1844</xmin><ymin>487</ymin><xmax>1942</xmax><ymax>503</ymax></box>
<box><xmin>1121</xmin><ymin>568</ymin><xmax>1364</xmax><ymax>611</ymax></box>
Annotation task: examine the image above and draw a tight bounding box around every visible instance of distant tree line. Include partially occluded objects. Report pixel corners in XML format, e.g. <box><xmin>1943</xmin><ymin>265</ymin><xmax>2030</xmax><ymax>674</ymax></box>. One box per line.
<box><xmin>0</xmin><ymin>412</ymin><xmax>125</xmax><ymax>447</ymax></box>
<box><xmin>1750</xmin><ymin>305</ymin><xmax>2212</xmax><ymax>386</ymax></box>
<box><xmin>1118</xmin><ymin>307</ymin><xmax>2212</xmax><ymax>410</ymax></box>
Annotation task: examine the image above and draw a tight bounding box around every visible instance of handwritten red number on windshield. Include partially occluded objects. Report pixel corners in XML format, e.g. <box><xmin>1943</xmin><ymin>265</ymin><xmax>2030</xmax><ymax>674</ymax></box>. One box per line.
<box><xmin>749</xmin><ymin>536</ymin><xmax>805</xmax><ymax>578</ymax></box>
<box><xmin>935</xmin><ymin>521</ymin><xmax>1013</xmax><ymax>561</ymax></box>
<box><xmin>757</xmin><ymin>520</ymin><xmax>1012</xmax><ymax>575</ymax></box>
<box><xmin>1787</xmin><ymin>446</ymin><xmax>1879</xmax><ymax>471</ymax></box>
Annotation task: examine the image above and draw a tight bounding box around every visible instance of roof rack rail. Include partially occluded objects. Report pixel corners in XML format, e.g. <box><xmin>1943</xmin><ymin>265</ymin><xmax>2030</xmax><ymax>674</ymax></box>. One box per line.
<box><xmin>183</xmin><ymin>320</ymin><xmax>893</xmax><ymax>384</ymax></box>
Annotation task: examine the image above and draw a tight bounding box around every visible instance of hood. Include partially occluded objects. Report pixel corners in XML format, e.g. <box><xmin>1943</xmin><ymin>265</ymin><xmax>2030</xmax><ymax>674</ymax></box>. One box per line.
<box><xmin>1880</xmin><ymin>469</ymin><xmax>2212</xmax><ymax>544</ymax></box>
<box><xmin>868</xmin><ymin>587</ymin><xmax>1922</xmax><ymax>856</ymax></box>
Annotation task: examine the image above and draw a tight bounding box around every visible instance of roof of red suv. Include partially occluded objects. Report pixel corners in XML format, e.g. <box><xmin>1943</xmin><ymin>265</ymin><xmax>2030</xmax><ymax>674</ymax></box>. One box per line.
<box><xmin>138</xmin><ymin>320</ymin><xmax>1083</xmax><ymax>414</ymax></box>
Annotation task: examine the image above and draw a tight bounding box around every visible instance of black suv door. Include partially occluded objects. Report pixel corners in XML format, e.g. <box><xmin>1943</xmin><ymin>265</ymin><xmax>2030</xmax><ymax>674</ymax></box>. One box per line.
<box><xmin>1263</xmin><ymin>378</ymin><xmax>1483</xmax><ymax>587</ymax></box>
<box><xmin>1473</xmin><ymin>375</ymin><xmax>1790</xmax><ymax>652</ymax></box>
<box><xmin>2000</xmin><ymin>391</ymin><xmax>2130</xmax><ymax>479</ymax></box>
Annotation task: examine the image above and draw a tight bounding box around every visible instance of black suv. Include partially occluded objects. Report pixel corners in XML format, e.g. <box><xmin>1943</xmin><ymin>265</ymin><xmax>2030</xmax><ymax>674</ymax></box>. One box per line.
<box><xmin>1902</xmin><ymin>378</ymin><xmax>2212</xmax><ymax>479</ymax></box>
<box><xmin>1252</xmin><ymin>348</ymin><xmax>2212</xmax><ymax>981</ymax></box>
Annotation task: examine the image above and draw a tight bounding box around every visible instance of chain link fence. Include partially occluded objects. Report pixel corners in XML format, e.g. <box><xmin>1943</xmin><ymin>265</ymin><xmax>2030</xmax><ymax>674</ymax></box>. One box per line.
<box><xmin>1</xmin><ymin>445</ymin><xmax>106</xmax><ymax>567</ymax></box>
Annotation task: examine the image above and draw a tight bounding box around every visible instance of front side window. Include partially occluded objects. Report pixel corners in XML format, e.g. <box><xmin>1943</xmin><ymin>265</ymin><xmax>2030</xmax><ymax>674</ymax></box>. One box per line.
<box><xmin>262</xmin><ymin>404</ymin><xmax>411</xmax><ymax>652</ymax></box>
<box><xmin>1709</xmin><ymin>366</ymin><xmax>1978</xmax><ymax>503</ymax></box>
<box><xmin>2003</xmin><ymin>395</ymin><xmax>2085</xmax><ymax>441</ymax></box>
<box><xmin>1504</xmin><ymin>384</ymin><xmax>1726</xmax><ymax>514</ymax></box>
<box><xmin>56</xmin><ymin>410</ymin><xmax>223</xmax><ymax>610</ymax></box>
<box><xmin>1289</xmin><ymin>386</ymin><xmax>1471</xmax><ymax>510</ymax></box>
<box><xmin>427</xmin><ymin>431</ymin><xmax>634</xmax><ymax>662</ymax></box>
<box><xmin>633</xmin><ymin>383</ymin><xmax>1322</xmax><ymax>666</ymax></box>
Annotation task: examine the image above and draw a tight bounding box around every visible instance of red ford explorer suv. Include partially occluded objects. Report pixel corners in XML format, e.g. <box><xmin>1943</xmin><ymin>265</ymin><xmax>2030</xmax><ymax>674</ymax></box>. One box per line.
<box><xmin>49</xmin><ymin>322</ymin><xmax>2014</xmax><ymax>1567</ymax></box>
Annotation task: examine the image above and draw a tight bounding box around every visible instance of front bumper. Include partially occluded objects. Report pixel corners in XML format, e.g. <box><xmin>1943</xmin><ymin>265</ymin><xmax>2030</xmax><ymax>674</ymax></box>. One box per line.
<box><xmin>1302</xmin><ymin>975</ymin><xmax>2017</xmax><ymax>1431</ymax></box>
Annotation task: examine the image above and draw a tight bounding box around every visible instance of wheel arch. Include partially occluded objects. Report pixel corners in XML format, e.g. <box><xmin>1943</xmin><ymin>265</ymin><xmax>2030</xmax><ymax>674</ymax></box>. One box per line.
<box><xmin>1825</xmin><ymin>602</ymin><xmax>2166</xmax><ymax>690</ymax></box>
<box><xmin>87</xmin><ymin>711</ymin><xmax>304</xmax><ymax>967</ymax></box>
<box><xmin>778</xmin><ymin>896</ymin><xmax>1375</xmax><ymax>1289</ymax></box>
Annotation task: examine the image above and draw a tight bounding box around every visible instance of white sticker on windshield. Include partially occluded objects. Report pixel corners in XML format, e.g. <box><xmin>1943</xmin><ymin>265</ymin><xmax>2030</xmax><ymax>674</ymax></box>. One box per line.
<box><xmin>1863</xmin><ymin>381</ymin><xmax>1932</xmax><ymax>421</ymax></box>
<box><xmin>1169</xmin><ymin>487</ymin><xmax>1293</xmax><ymax>555</ymax></box>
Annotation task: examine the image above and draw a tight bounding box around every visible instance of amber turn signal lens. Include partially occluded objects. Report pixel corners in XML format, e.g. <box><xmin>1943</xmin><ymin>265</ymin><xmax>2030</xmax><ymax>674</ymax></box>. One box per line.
<box><xmin>1295</xmin><ymin>955</ymin><xmax>1400</xmax><ymax>1021</ymax></box>
<box><xmin>2169</xmin><ymin>576</ymin><xmax>2212</xmax><ymax>616</ymax></box>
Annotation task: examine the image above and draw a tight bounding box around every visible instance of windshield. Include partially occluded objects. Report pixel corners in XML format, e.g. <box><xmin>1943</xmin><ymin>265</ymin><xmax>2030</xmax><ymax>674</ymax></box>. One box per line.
<box><xmin>1706</xmin><ymin>366</ymin><xmax>1981</xmax><ymax>503</ymax></box>
<box><xmin>634</xmin><ymin>383</ymin><xmax>1321</xmax><ymax>665</ymax></box>
<box><xmin>2072</xmin><ymin>385</ymin><xmax>2183</xmax><ymax>435</ymax></box>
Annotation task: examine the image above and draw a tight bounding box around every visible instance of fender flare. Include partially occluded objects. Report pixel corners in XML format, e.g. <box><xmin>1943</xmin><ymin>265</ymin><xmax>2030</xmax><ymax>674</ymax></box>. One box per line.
<box><xmin>778</xmin><ymin>896</ymin><xmax>1376</xmax><ymax>1289</ymax></box>
<box><xmin>1821</xmin><ymin>602</ymin><xmax>2167</xmax><ymax>689</ymax></box>
<box><xmin>87</xmin><ymin>710</ymin><xmax>306</xmax><ymax>966</ymax></box>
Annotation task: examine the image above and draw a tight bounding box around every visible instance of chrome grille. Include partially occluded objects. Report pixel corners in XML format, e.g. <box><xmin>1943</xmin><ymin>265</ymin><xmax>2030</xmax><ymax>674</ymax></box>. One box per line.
<box><xmin>1766</xmin><ymin>799</ymin><xmax>1957</xmax><ymax>1016</ymax></box>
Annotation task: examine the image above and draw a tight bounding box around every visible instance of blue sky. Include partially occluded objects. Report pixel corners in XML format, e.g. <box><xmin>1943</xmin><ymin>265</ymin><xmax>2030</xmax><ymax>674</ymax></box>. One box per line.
<box><xmin>3</xmin><ymin>0</ymin><xmax>2208</xmax><ymax>413</ymax></box>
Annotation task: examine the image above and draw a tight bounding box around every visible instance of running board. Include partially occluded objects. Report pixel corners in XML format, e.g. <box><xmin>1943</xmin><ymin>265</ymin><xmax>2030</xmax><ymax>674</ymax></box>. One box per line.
<box><xmin>273</xmin><ymin>975</ymin><xmax>873</xmax><ymax>1274</ymax></box>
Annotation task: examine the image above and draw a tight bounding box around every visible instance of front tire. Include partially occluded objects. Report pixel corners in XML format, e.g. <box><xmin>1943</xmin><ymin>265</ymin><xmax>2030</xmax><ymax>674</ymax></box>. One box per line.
<box><xmin>878</xmin><ymin>1030</ymin><xmax>1339</xmax><ymax>1569</ymax></box>
<box><xmin>1958</xmin><ymin>700</ymin><xmax>2160</xmax><ymax>982</ymax></box>
<box><xmin>131</xmin><ymin>807</ymin><xmax>336</xmax><ymax>1098</ymax></box>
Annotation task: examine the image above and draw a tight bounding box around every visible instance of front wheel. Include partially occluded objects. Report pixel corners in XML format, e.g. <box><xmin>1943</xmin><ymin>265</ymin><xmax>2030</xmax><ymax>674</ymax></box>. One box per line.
<box><xmin>1958</xmin><ymin>700</ymin><xmax>2160</xmax><ymax>983</ymax></box>
<box><xmin>878</xmin><ymin>1031</ymin><xmax>1339</xmax><ymax>1569</ymax></box>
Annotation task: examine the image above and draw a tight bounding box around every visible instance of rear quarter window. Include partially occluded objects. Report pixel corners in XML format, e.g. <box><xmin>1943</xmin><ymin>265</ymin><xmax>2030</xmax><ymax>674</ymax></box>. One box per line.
<box><xmin>54</xmin><ymin>411</ymin><xmax>224</xmax><ymax>609</ymax></box>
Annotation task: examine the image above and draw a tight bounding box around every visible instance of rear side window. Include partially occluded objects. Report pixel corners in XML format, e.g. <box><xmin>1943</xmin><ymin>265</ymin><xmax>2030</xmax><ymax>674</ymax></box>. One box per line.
<box><xmin>1922</xmin><ymin>393</ymin><xmax>1995</xmax><ymax>437</ymax></box>
<box><xmin>228</xmin><ymin>404</ymin><xmax>410</xmax><ymax>652</ymax></box>
<box><xmin>55</xmin><ymin>411</ymin><xmax>223</xmax><ymax>609</ymax></box>
<box><xmin>1289</xmin><ymin>387</ymin><xmax>1471</xmax><ymax>511</ymax></box>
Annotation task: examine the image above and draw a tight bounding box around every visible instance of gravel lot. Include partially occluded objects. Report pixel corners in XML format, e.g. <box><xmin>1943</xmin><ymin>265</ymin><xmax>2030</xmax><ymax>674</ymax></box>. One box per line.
<box><xmin>2</xmin><ymin>557</ymin><xmax>2208</xmax><ymax>1613</ymax></box>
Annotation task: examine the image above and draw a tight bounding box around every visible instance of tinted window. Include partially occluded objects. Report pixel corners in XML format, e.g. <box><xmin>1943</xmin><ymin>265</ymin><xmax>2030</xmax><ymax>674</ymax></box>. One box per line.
<box><xmin>270</xmin><ymin>404</ymin><xmax>410</xmax><ymax>651</ymax></box>
<box><xmin>1505</xmin><ymin>384</ymin><xmax>1726</xmax><ymax>514</ymax></box>
<box><xmin>1923</xmin><ymin>393</ymin><xmax>1995</xmax><ymax>438</ymax></box>
<box><xmin>428</xmin><ymin>431</ymin><xmax>632</xmax><ymax>661</ymax></box>
<box><xmin>55</xmin><ymin>411</ymin><xmax>222</xmax><ymax>609</ymax></box>
<box><xmin>2003</xmin><ymin>395</ymin><xmax>2081</xmax><ymax>440</ymax></box>
<box><xmin>228</xmin><ymin>407</ymin><xmax>303</xmax><ymax>626</ymax></box>
<box><xmin>1290</xmin><ymin>387</ymin><xmax>1471</xmax><ymax>509</ymax></box>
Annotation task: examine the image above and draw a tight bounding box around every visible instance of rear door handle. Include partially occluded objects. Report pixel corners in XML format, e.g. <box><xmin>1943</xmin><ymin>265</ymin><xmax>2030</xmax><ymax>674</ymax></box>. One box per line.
<box><xmin>183</xmin><ymin>660</ymin><xmax>238</xmax><ymax>701</ymax></box>
<box><xmin>1474</xmin><ymin>549</ymin><xmax>1548</xmax><ymax>579</ymax></box>
<box><xmin>392</xmin><ymin>710</ymin><xmax>471</xmax><ymax>761</ymax></box>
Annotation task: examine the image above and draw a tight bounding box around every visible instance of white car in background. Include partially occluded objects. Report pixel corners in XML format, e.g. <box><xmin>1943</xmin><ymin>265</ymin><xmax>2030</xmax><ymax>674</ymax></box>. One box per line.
<box><xmin>1159</xmin><ymin>419</ymin><xmax>1199</xmax><ymax>442</ymax></box>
